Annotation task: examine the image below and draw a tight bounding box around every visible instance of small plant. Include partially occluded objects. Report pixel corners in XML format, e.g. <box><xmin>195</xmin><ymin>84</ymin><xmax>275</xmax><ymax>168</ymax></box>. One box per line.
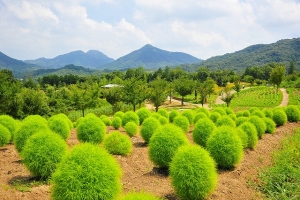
<box><xmin>48</xmin><ymin>115</ymin><xmax>70</xmax><ymax>140</ymax></box>
<box><xmin>206</xmin><ymin>126</ymin><xmax>244</xmax><ymax>169</ymax></box>
<box><xmin>55</xmin><ymin>113</ymin><xmax>73</xmax><ymax>130</ymax></box>
<box><xmin>285</xmin><ymin>105</ymin><xmax>300</xmax><ymax>122</ymax></box>
<box><xmin>140</xmin><ymin>117</ymin><xmax>161</xmax><ymax>143</ymax></box>
<box><xmin>243</xmin><ymin>110</ymin><xmax>251</xmax><ymax>117</ymax></box>
<box><xmin>170</xmin><ymin>145</ymin><xmax>217</xmax><ymax>200</ymax></box>
<box><xmin>76</xmin><ymin>114</ymin><xmax>106</xmax><ymax>144</ymax></box>
<box><xmin>193</xmin><ymin>112</ymin><xmax>207</xmax><ymax>124</ymax></box>
<box><xmin>124</xmin><ymin>121</ymin><xmax>138</xmax><ymax>137</ymax></box>
<box><xmin>21</xmin><ymin>130</ymin><xmax>67</xmax><ymax>179</ymax></box>
<box><xmin>181</xmin><ymin>110</ymin><xmax>195</xmax><ymax>125</ymax></box>
<box><xmin>236</xmin><ymin>111</ymin><xmax>244</xmax><ymax>118</ymax></box>
<box><xmin>157</xmin><ymin>108</ymin><xmax>169</xmax><ymax>119</ymax></box>
<box><xmin>100</xmin><ymin>115</ymin><xmax>111</xmax><ymax>126</ymax></box>
<box><xmin>193</xmin><ymin>118</ymin><xmax>216</xmax><ymax>147</ymax></box>
<box><xmin>51</xmin><ymin>143</ymin><xmax>122</xmax><ymax>200</ymax></box>
<box><xmin>111</xmin><ymin>117</ymin><xmax>122</xmax><ymax>129</ymax></box>
<box><xmin>272</xmin><ymin>108</ymin><xmax>288</xmax><ymax>126</ymax></box>
<box><xmin>224</xmin><ymin>107</ymin><xmax>234</xmax><ymax>115</ymax></box>
<box><xmin>251</xmin><ymin>110</ymin><xmax>265</xmax><ymax>118</ymax></box>
<box><xmin>104</xmin><ymin>131</ymin><xmax>132</xmax><ymax>155</ymax></box>
<box><xmin>249</xmin><ymin>107</ymin><xmax>259</xmax><ymax>113</ymax></box>
<box><xmin>263</xmin><ymin>109</ymin><xmax>273</xmax><ymax>119</ymax></box>
<box><xmin>114</xmin><ymin>111</ymin><xmax>125</xmax><ymax>119</ymax></box>
<box><xmin>173</xmin><ymin>115</ymin><xmax>190</xmax><ymax>133</ymax></box>
<box><xmin>236</xmin><ymin>127</ymin><xmax>248</xmax><ymax>149</ymax></box>
<box><xmin>0</xmin><ymin>124</ymin><xmax>11</xmax><ymax>147</ymax></box>
<box><xmin>236</xmin><ymin>117</ymin><xmax>248</xmax><ymax>127</ymax></box>
<box><xmin>263</xmin><ymin>117</ymin><xmax>276</xmax><ymax>134</ymax></box>
<box><xmin>169</xmin><ymin>110</ymin><xmax>179</xmax><ymax>123</ymax></box>
<box><xmin>212</xmin><ymin>107</ymin><xmax>226</xmax><ymax>116</ymax></box>
<box><xmin>196</xmin><ymin>107</ymin><xmax>210</xmax><ymax>117</ymax></box>
<box><xmin>216</xmin><ymin>115</ymin><xmax>236</xmax><ymax>128</ymax></box>
<box><xmin>209</xmin><ymin>112</ymin><xmax>221</xmax><ymax>123</ymax></box>
<box><xmin>119</xmin><ymin>191</ymin><xmax>161</xmax><ymax>200</ymax></box>
<box><xmin>122</xmin><ymin>111</ymin><xmax>139</xmax><ymax>126</ymax></box>
<box><xmin>158</xmin><ymin>116</ymin><xmax>169</xmax><ymax>125</ymax></box>
<box><xmin>149</xmin><ymin>124</ymin><xmax>189</xmax><ymax>168</ymax></box>
<box><xmin>239</xmin><ymin>122</ymin><xmax>258</xmax><ymax>149</ymax></box>
<box><xmin>228</xmin><ymin>113</ymin><xmax>236</xmax><ymax>121</ymax></box>
<box><xmin>248</xmin><ymin>116</ymin><xmax>266</xmax><ymax>139</ymax></box>
<box><xmin>137</xmin><ymin>108</ymin><xmax>151</xmax><ymax>124</ymax></box>
<box><xmin>151</xmin><ymin>112</ymin><xmax>161</xmax><ymax>119</ymax></box>
<box><xmin>0</xmin><ymin>115</ymin><xmax>18</xmax><ymax>141</ymax></box>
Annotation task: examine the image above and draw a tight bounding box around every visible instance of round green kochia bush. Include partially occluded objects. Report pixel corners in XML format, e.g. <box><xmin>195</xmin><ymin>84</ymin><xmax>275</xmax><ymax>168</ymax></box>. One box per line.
<box><xmin>285</xmin><ymin>105</ymin><xmax>300</xmax><ymax>122</ymax></box>
<box><xmin>272</xmin><ymin>109</ymin><xmax>288</xmax><ymax>126</ymax></box>
<box><xmin>151</xmin><ymin>113</ymin><xmax>161</xmax><ymax>119</ymax></box>
<box><xmin>51</xmin><ymin>143</ymin><xmax>122</xmax><ymax>200</ymax></box>
<box><xmin>210</xmin><ymin>112</ymin><xmax>221</xmax><ymax>123</ymax></box>
<box><xmin>74</xmin><ymin>117</ymin><xmax>83</xmax><ymax>128</ymax></box>
<box><xmin>119</xmin><ymin>191</ymin><xmax>161</xmax><ymax>200</ymax></box>
<box><xmin>181</xmin><ymin>110</ymin><xmax>195</xmax><ymax>125</ymax></box>
<box><xmin>216</xmin><ymin>115</ymin><xmax>236</xmax><ymax>128</ymax></box>
<box><xmin>212</xmin><ymin>107</ymin><xmax>226</xmax><ymax>116</ymax></box>
<box><xmin>21</xmin><ymin>131</ymin><xmax>67</xmax><ymax>179</ymax></box>
<box><xmin>249</xmin><ymin>107</ymin><xmax>259</xmax><ymax>113</ymax></box>
<box><xmin>0</xmin><ymin>124</ymin><xmax>11</xmax><ymax>147</ymax></box>
<box><xmin>206</xmin><ymin>126</ymin><xmax>244</xmax><ymax>169</ymax></box>
<box><xmin>248</xmin><ymin>116</ymin><xmax>266</xmax><ymax>139</ymax></box>
<box><xmin>236</xmin><ymin>111</ymin><xmax>244</xmax><ymax>118</ymax></box>
<box><xmin>263</xmin><ymin>109</ymin><xmax>273</xmax><ymax>119</ymax></box>
<box><xmin>122</xmin><ymin>111</ymin><xmax>139</xmax><ymax>126</ymax></box>
<box><xmin>236</xmin><ymin>127</ymin><xmax>248</xmax><ymax>149</ymax></box>
<box><xmin>0</xmin><ymin>115</ymin><xmax>18</xmax><ymax>141</ymax></box>
<box><xmin>140</xmin><ymin>117</ymin><xmax>161</xmax><ymax>143</ymax></box>
<box><xmin>263</xmin><ymin>117</ymin><xmax>276</xmax><ymax>134</ymax></box>
<box><xmin>76</xmin><ymin>114</ymin><xmax>106</xmax><ymax>144</ymax></box>
<box><xmin>242</xmin><ymin>110</ymin><xmax>250</xmax><ymax>117</ymax></box>
<box><xmin>173</xmin><ymin>115</ymin><xmax>190</xmax><ymax>133</ymax></box>
<box><xmin>251</xmin><ymin>110</ymin><xmax>265</xmax><ymax>118</ymax></box>
<box><xmin>48</xmin><ymin>115</ymin><xmax>70</xmax><ymax>140</ymax></box>
<box><xmin>149</xmin><ymin>124</ymin><xmax>189</xmax><ymax>168</ymax></box>
<box><xmin>228</xmin><ymin>113</ymin><xmax>236</xmax><ymax>121</ymax></box>
<box><xmin>193</xmin><ymin>112</ymin><xmax>207</xmax><ymax>124</ymax></box>
<box><xmin>124</xmin><ymin>122</ymin><xmax>138</xmax><ymax>137</ymax></box>
<box><xmin>137</xmin><ymin>108</ymin><xmax>151</xmax><ymax>125</ymax></box>
<box><xmin>236</xmin><ymin>117</ymin><xmax>248</xmax><ymax>127</ymax></box>
<box><xmin>224</xmin><ymin>107</ymin><xmax>234</xmax><ymax>115</ymax></box>
<box><xmin>193</xmin><ymin>118</ymin><xmax>216</xmax><ymax>147</ymax></box>
<box><xmin>55</xmin><ymin>113</ymin><xmax>73</xmax><ymax>130</ymax></box>
<box><xmin>239</xmin><ymin>122</ymin><xmax>258</xmax><ymax>149</ymax></box>
<box><xmin>197</xmin><ymin>107</ymin><xmax>210</xmax><ymax>117</ymax></box>
<box><xmin>111</xmin><ymin>117</ymin><xmax>122</xmax><ymax>129</ymax></box>
<box><xmin>169</xmin><ymin>110</ymin><xmax>180</xmax><ymax>123</ymax></box>
<box><xmin>157</xmin><ymin>108</ymin><xmax>169</xmax><ymax>119</ymax></box>
<box><xmin>158</xmin><ymin>116</ymin><xmax>169</xmax><ymax>125</ymax></box>
<box><xmin>14</xmin><ymin>115</ymin><xmax>49</xmax><ymax>153</ymax></box>
<box><xmin>114</xmin><ymin>111</ymin><xmax>125</xmax><ymax>119</ymax></box>
<box><xmin>170</xmin><ymin>145</ymin><xmax>217</xmax><ymax>200</ymax></box>
<box><xmin>103</xmin><ymin>131</ymin><xmax>132</xmax><ymax>155</ymax></box>
<box><xmin>100</xmin><ymin>115</ymin><xmax>111</xmax><ymax>126</ymax></box>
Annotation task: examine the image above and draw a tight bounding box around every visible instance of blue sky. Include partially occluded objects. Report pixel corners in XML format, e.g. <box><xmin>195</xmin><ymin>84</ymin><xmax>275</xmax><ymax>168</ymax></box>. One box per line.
<box><xmin>0</xmin><ymin>0</ymin><xmax>300</xmax><ymax>61</ymax></box>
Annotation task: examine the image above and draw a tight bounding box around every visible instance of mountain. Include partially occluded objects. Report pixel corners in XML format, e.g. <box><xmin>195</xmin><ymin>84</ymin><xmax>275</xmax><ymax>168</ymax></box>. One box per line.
<box><xmin>102</xmin><ymin>44</ymin><xmax>201</xmax><ymax>70</ymax></box>
<box><xmin>25</xmin><ymin>50</ymin><xmax>114</xmax><ymax>69</ymax></box>
<box><xmin>181</xmin><ymin>38</ymin><xmax>300</xmax><ymax>72</ymax></box>
<box><xmin>0</xmin><ymin>51</ymin><xmax>42</xmax><ymax>77</ymax></box>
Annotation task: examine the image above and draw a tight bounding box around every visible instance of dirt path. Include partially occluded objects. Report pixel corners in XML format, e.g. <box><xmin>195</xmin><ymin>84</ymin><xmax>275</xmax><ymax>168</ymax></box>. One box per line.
<box><xmin>279</xmin><ymin>88</ymin><xmax>289</xmax><ymax>107</ymax></box>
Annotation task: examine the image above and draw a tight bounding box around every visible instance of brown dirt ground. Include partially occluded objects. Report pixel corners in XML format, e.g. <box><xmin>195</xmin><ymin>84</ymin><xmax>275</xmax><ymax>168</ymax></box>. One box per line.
<box><xmin>1</xmin><ymin>121</ymin><xmax>300</xmax><ymax>200</ymax></box>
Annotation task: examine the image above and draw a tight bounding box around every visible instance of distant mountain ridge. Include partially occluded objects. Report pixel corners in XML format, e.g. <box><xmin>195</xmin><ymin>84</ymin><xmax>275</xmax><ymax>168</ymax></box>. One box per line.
<box><xmin>25</xmin><ymin>50</ymin><xmax>114</xmax><ymax>69</ymax></box>
<box><xmin>102</xmin><ymin>44</ymin><xmax>202</xmax><ymax>70</ymax></box>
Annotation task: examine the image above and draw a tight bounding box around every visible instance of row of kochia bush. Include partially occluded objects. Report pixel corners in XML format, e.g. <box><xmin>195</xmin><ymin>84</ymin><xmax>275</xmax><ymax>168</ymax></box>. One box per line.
<box><xmin>0</xmin><ymin>104</ymin><xmax>300</xmax><ymax>199</ymax></box>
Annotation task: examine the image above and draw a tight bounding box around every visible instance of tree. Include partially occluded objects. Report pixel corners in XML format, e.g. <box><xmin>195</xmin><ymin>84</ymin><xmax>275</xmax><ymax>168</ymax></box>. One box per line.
<box><xmin>233</xmin><ymin>76</ymin><xmax>242</xmax><ymax>93</ymax></box>
<box><xmin>243</xmin><ymin>75</ymin><xmax>254</xmax><ymax>86</ymax></box>
<box><xmin>174</xmin><ymin>78</ymin><xmax>194</xmax><ymax>106</ymax></box>
<box><xmin>196</xmin><ymin>67</ymin><xmax>210</xmax><ymax>82</ymax></box>
<box><xmin>288</xmin><ymin>61</ymin><xmax>295</xmax><ymax>75</ymax></box>
<box><xmin>148</xmin><ymin>79</ymin><xmax>168</xmax><ymax>112</ymax></box>
<box><xmin>221</xmin><ymin>85</ymin><xmax>235</xmax><ymax>107</ymax></box>
<box><xmin>197</xmin><ymin>78</ymin><xmax>215</xmax><ymax>107</ymax></box>
<box><xmin>104</xmin><ymin>86</ymin><xmax>122</xmax><ymax>114</ymax></box>
<box><xmin>270</xmin><ymin>65</ymin><xmax>286</xmax><ymax>92</ymax></box>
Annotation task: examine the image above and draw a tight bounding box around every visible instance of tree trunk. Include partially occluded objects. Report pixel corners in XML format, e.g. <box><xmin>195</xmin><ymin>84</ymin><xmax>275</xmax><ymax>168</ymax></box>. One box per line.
<box><xmin>181</xmin><ymin>96</ymin><xmax>184</xmax><ymax>106</ymax></box>
<box><xmin>82</xmin><ymin>108</ymin><xmax>85</xmax><ymax>117</ymax></box>
<box><xmin>133</xmin><ymin>104</ymin><xmax>136</xmax><ymax>112</ymax></box>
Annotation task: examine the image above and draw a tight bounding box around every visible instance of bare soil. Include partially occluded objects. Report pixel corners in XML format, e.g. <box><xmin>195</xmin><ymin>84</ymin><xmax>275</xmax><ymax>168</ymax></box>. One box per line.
<box><xmin>1</xmin><ymin>122</ymin><xmax>300</xmax><ymax>200</ymax></box>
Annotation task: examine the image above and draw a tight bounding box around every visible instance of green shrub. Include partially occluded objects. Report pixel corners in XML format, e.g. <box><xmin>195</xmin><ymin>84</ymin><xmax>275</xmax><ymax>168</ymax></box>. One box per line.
<box><xmin>236</xmin><ymin>111</ymin><xmax>244</xmax><ymax>118</ymax></box>
<box><xmin>209</xmin><ymin>112</ymin><xmax>221</xmax><ymax>123</ymax></box>
<box><xmin>149</xmin><ymin>124</ymin><xmax>189</xmax><ymax>167</ymax></box>
<box><xmin>111</xmin><ymin>117</ymin><xmax>122</xmax><ymax>129</ymax></box>
<box><xmin>51</xmin><ymin>143</ymin><xmax>122</xmax><ymax>200</ymax></box>
<box><xmin>197</xmin><ymin>107</ymin><xmax>210</xmax><ymax>117</ymax></box>
<box><xmin>173</xmin><ymin>116</ymin><xmax>190</xmax><ymax>133</ymax></box>
<box><xmin>157</xmin><ymin>108</ymin><xmax>169</xmax><ymax>119</ymax></box>
<box><xmin>239</xmin><ymin>122</ymin><xmax>258</xmax><ymax>149</ymax></box>
<box><xmin>76</xmin><ymin>114</ymin><xmax>106</xmax><ymax>144</ymax></box>
<box><xmin>193</xmin><ymin>118</ymin><xmax>216</xmax><ymax>147</ymax></box>
<box><xmin>193</xmin><ymin>112</ymin><xmax>207</xmax><ymax>124</ymax></box>
<box><xmin>14</xmin><ymin>115</ymin><xmax>49</xmax><ymax>153</ymax></box>
<box><xmin>181</xmin><ymin>110</ymin><xmax>194</xmax><ymax>125</ymax></box>
<box><xmin>104</xmin><ymin>131</ymin><xmax>132</xmax><ymax>155</ymax></box>
<box><xmin>151</xmin><ymin>112</ymin><xmax>161</xmax><ymax>119</ymax></box>
<box><xmin>263</xmin><ymin>109</ymin><xmax>273</xmax><ymax>119</ymax></box>
<box><xmin>228</xmin><ymin>113</ymin><xmax>236</xmax><ymax>121</ymax></box>
<box><xmin>0</xmin><ymin>115</ymin><xmax>18</xmax><ymax>141</ymax></box>
<box><xmin>236</xmin><ymin>127</ymin><xmax>248</xmax><ymax>149</ymax></box>
<box><xmin>140</xmin><ymin>117</ymin><xmax>161</xmax><ymax>143</ymax></box>
<box><xmin>212</xmin><ymin>107</ymin><xmax>226</xmax><ymax>116</ymax></box>
<box><xmin>249</xmin><ymin>107</ymin><xmax>259</xmax><ymax>113</ymax></box>
<box><xmin>55</xmin><ymin>113</ymin><xmax>73</xmax><ymax>129</ymax></box>
<box><xmin>119</xmin><ymin>191</ymin><xmax>161</xmax><ymax>200</ymax></box>
<box><xmin>251</xmin><ymin>110</ymin><xmax>265</xmax><ymax>118</ymax></box>
<box><xmin>21</xmin><ymin>130</ymin><xmax>67</xmax><ymax>179</ymax></box>
<box><xmin>224</xmin><ymin>107</ymin><xmax>234</xmax><ymax>115</ymax></box>
<box><xmin>0</xmin><ymin>124</ymin><xmax>11</xmax><ymax>147</ymax></box>
<box><xmin>264</xmin><ymin>118</ymin><xmax>276</xmax><ymax>134</ymax></box>
<box><xmin>158</xmin><ymin>116</ymin><xmax>169</xmax><ymax>125</ymax></box>
<box><xmin>100</xmin><ymin>115</ymin><xmax>111</xmax><ymax>126</ymax></box>
<box><xmin>124</xmin><ymin>122</ymin><xmax>138</xmax><ymax>137</ymax></box>
<box><xmin>122</xmin><ymin>111</ymin><xmax>139</xmax><ymax>126</ymax></box>
<box><xmin>243</xmin><ymin>110</ymin><xmax>250</xmax><ymax>117</ymax></box>
<box><xmin>272</xmin><ymin>109</ymin><xmax>288</xmax><ymax>126</ymax></box>
<box><xmin>170</xmin><ymin>145</ymin><xmax>217</xmax><ymax>200</ymax></box>
<box><xmin>248</xmin><ymin>116</ymin><xmax>266</xmax><ymax>139</ymax></box>
<box><xmin>216</xmin><ymin>115</ymin><xmax>236</xmax><ymax>128</ymax></box>
<box><xmin>75</xmin><ymin>117</ymin><xmax>84</xmax><ymax>128</ymax></box>
<box><xmin>236</xmin><ymin>117</ymin><xmax>248</xmax><ymax>127</ymax></box>
<box><xmin>206</xmin><ymin>126</ymin><xmax>244</xmax><ymax>169</ymax></box>
<box><xmin>114</xmin><ymin>111</ymin><xmax>125</xmax><ymax>119</ymax></box>
<box><xmin>137</xmin><ymin>108</ymin><xmax>151</xmax><ymax>124</ymax></box>
<box><xmin>285</xmin><ymin>105</ymin><xmax>300</xmax><ymax>122</ymax></box>
<box><xmin>169</xmin><ymin>110</ymin><xmax>179</xmax><ymax>123</ymax></box>
<box><xmin>48</xmin><ymin>115</ymin><xmax>70</xmax><ymax>140</ymax></box>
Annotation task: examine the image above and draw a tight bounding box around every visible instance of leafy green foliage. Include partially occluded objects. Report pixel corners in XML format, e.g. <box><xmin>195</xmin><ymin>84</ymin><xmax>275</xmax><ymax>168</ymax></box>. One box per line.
<box><xmin>193</xmin><ymin>112</ymin><xmax>207</xmax><ymax>124</ymax></box>
<box><xmin>100</xmin><ymin>115</ymin><xmax>111</xmax><ymax>126</ymax></box>
<box><xmin>236</xmin><ymin>127</ymin><xmax>248</xmax><ymax>149</ymax></box>
<box><xmin>239</xmin><ymin>122</ymin><xmax>258</xmax><ymax>149</ymax></box>
<box><xmin>48</xmin><ymin>115</ymin><xmax>70</xmax><ymax>140</ymax></box>
<box><xmin>251</xmin><ymin>110</ymin><xmax>265</xmax><ymax>118</ymax></box>
<box><xmin>212</xmin><ymin>107</ymin><xmax>226</xmax><ymax>116</ymax></box>
<box><xmin>181</xmin><ymin>110</ymin><xmax>194</xmax><ymax>125</ymax></box>
<box><xmin>119</xmin><ymin>191</ymin><xmax>161</xmax><ymax>200</ymax></box>
<box><xmin>149</xmin><ymin>124</ymin><xmax>189</xmax><ymax>168</ymax></box>
<box><xmin>157</xmin><ymin>108</ymin><xmax>169</xmax><ymax>119</ymax></box>
<box><xmin>236</xmin><ymin>117</ymin><xmax>248</xmax><ymax>127</ymax></box>
<box><xmin>173</xmin><ymin>116</ymin><xmax>190</xmax><ymax>133</ymax></box>
<box><xmin>21</xmin><ymin>131</ymin><xmax>67</xmax><ymax>179</ymax></box>
<box><xmin>0</xmin><ymin>124</ymin><xmax>11</xmax><ymax>147</ymax></box>
<box><xmin>114</xmin><ymin>111</ymin><xmax>125</xmax><ymax>119</ymax></box>
<box><xmin>169</xmin><ymin>110</ymin><xmax>179</xmax><ymax>123</ymax></box>
<box><xmin>111</xmin><ymin>117</ymin><xmax>122</xmax><ymax>129</ymax></box>
<box><xmin>193</xmin><ymin>118</ymin><xmax>216</xmax><ymax>147</ymax></box>
<box><xmin>170</xmin><ymin>145</ymin><xmax>217</xmax><ymax>200</ymax></box>
<box><xmin>148</xmin><ymin>79</ymin><xmax>168</xmax><ymax>112</ymax></box>
<box><xmin>124</xmin><ymin>122</ymin><xmax>138</xmax><ymax>137</ymax></box>
<box><xmin>263</xmin><ymin>117</ymin><xmax>276</xmax><ymax>134</ymax></box>
<box><xmin>284</xmin><ymin>105</ymin><xmax>300</xmax><ymax>122</ymax></box>
<box><xmin>104</xmin><ymin>131</ymin><xmax>132</xmax><ymax>155</ymax></box>
<box><xmin>206</xmin><ymin>126</ymin><xmax>244</xmax><ymax>169</ymax></box>
<box><xmin>140</xmin><ymin>117</ymin><xmax>161</xmax><ymax>143</ymax></box>
<box><xmin>0</xmin><ymin>115</ymin><xmax>18</xmax><ymax>141</ymax></box>
<box><xmin>76</xmin><ymin>114</ymin><xmax>106</xmax><ymax>144</ymax></box>
<box><xmin>158</xmin><ymin>116</ymin><xmax>169</xmax><ymax>125</ymax></box>
<box><xmin>174</xmin><ymin>78</ymin><xmax>194</xmax><ymax>105</ymax></box>
<box><xmin>270</xmin><ymin>65</ymin><xmax>286</xmax><ymax>91</ymax></box>
<box><xmin>209</xmin><ymin>112</ymin><xmax>221</xmax><ymax>123</ymax></box>
<box><xmin>263</xmin><ymin>109</ymin><xmax>273</xmax><ymax>119</ymax></box>
<box><xmin>51</xmin><ymin>143</ymin><xmax>122</xmax><ymax>200</ymax></box>
<box><xmin>216</xmin><ymin>116</ymin><xmax>236</xmax><ymax>128</ymax></box>
<box><xmin>137</xmin><ymin>108</ymin><xmax>151</xmax><ymax>125</ymax></box>
<box><xmin>122</xmin><ymin>111</ymin><xmax>139</xmax><ymax>126</ymax></box>
<box><xmin>272</xmin><ymin>109</ymin><xmax>288</xmax><ymax>126</ymax></box>
<box><xmin>196</xmin><ymin>107</ymin><xmax>210</xmax><ymax>117</ymax></box>
<box><xmin>248</xmin><ymin>116</ymin><xmax>266</xmax><ymax>138</ymax></box>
